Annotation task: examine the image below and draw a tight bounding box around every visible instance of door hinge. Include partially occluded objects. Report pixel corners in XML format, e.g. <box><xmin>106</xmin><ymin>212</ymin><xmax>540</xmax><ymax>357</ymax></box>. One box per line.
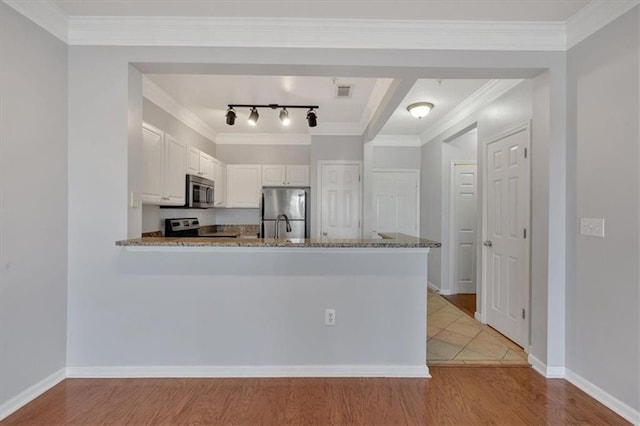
<box><xmin>522</xmin><ymin>309</ymin><xmax>526</xmax><ymax>319</ymax></box>
<box><xmin>523</xmin><ymin>228</ymin><xmax>527</xmax><ymax>239</ymax></box>
<box><xmin>358</xmin><ymin>175</ymin><xmax>361</xmax><ymax>182</ymax></box>
<box><xmin>524</xmin><ymin>148</ymin><xmax>528</xmax><ymax>159</ymax></box>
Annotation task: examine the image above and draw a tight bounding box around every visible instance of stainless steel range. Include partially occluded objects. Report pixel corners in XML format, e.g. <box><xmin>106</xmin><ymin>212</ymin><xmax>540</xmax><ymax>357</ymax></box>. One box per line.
<box><xmin>164</xmin><ymin>218</ymin><xmax>202</xmax><ymax>237</ymax></box>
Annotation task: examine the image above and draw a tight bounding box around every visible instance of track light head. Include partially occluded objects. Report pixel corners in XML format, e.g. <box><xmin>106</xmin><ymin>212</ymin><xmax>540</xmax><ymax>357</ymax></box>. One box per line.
<box><xmin>225</xmin><ymin>107</ymin><xmax>236</xmax><ymax>125</ymax></box>
<box><xmin>306</xmin><ymin>109</ymin><xmax>317</xmax><ymax>128</ymax></box>
<box><xmin>279</xmin><ymin>108</ymin><xmax>291</xmax><ymax>126</ymax></box>
<box><xmin>247</xmin><ymin>107</ymin><xmax>259</xmax><ymax>126</ymax></box>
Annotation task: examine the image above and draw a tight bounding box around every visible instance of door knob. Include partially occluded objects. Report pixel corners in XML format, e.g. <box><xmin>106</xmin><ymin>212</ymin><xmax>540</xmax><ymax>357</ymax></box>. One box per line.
<box><xmin>322</xmin><ymin>232</ymin><xmax>328</xmax><ymax>236</ymax></box>
<box><xmin>483</xmin><ymin>240</ymin><xmax>493</xmax><ymax>247</ymax></box>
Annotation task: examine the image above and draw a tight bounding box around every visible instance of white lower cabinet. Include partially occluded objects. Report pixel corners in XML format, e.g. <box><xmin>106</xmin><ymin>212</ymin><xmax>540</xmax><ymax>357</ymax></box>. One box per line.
<box><xmin>227</xmin><ymin>165</ymin><xmax>262</xmax><ymax>208</ymax></box>
<box><xmin>262</xmin><ymin>165</ymin><xmax>309</xmax><ymax>186</ymax></box>
<box><xmin>142</xmin><ymin>123</ymin><xmax>186</xmax><ymax>206</ymax></box>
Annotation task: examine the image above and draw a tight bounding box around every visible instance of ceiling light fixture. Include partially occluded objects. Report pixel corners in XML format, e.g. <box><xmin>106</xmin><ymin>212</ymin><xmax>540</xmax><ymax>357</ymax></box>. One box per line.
<box><xmin>306</xmin><ymin>108</ymin><xmax>317</xmax><ymax>128</ymax></box>
<box><xmin>247</xmin><ymin>107</ymin><xmax>259</xmax><ymax>126</ymax></box>
<box><xmin>226</xmin><ymin>104</ymin><xmax>319</xmax><ymax>128</ymax></box>
<box><xmin>279</xmin><ymin>108</ymin><xmax>291</xmax><ymax>126</ymax></box>
<box><xmin>225</xmin><ymin>107</ymin><xmax>236</xmax><ymax>125</ymax></box>
<box><xmin>407</xmin><ymin>102</ymin><xmax>434</xmax><ymax>119</ymax></box>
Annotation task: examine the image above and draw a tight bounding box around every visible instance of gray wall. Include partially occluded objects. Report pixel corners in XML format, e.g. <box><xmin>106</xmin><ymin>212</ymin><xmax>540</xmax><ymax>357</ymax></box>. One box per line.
<box><xmin>567</xmin><ymin>7</ymin><xmax>639</xmax><ymax>411</ymax></box>
<box><xmin>0</xmin><ymin>3</ymin><xmax>68</xmax><ymax>407</ymax></box>
<box><xmin>215</xmin><ymin>144</ymin><xmax>310</xmax><ymax>165</ymax></box>
<box><xmin>373</xmin><ymin>146</ymin><xmax>421</xmax><ymax>170</ymax></box>
<box><xmin>420</xmin><ymin>141</ymin><xmax>442</xmax><ymax>286</ymax></box>
<box><xmin>143</xmin><ymin>98</ymin><xmax>216</xmax><ymax>157</ymax></box>
<box><xmin>530</xmin><ymin>71</ymin><xmax>550</xmax><ymax>366</ymax></box>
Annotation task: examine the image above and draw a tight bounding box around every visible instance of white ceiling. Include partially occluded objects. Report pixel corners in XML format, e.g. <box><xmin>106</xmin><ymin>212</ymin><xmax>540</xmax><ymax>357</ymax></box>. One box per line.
<box><xmin>379</xmin><ymin>79</ymin><xmax>489</xmax><ymax>136</ymax></box>
<box><xmin>54</xmin><ymin>0</ymin><xmax>589</xmax><ymax>21</ymax></box>
<box><xmin>146</xmin><ymin>74</ymin><xmax>384</xmax><ymax>135</ymax></box>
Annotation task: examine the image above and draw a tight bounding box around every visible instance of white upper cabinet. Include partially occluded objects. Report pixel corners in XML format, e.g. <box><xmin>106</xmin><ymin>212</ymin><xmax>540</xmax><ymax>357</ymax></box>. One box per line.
<box><xmin>262</xmin><ymin>165</ymin><xmax>309</xmax><ymax>187</ymax></box>
<box><xmin>142</xmin><ymin>123</ymin><xmax>186</xmax><ymax>206</ymax></box>
<box><xmin>215</xmin><ymin>162</ymin><xmax>227</xmax><ymax>207</ymax></box>
<box><xmin>163</xmin><ymin>134</ymin><xmax>187</xmax><ymax>205</ymax></box>
<box><xmin>262</xmin><ymin>165</ymin><xmax>287</xmax><ymax>186</ymax></box>
<box><xmin>286</xmin><ymin>165</ymin><xmax>310</xmax><ymax>186</ymax></box>
<box><xmin>142</xmin><ymin>124</ymin><xmax>164</xmax><ymax>204</ymax></box>
<box><xmin>186</xmin><ymin>146</ymin><xmax>200</xmax><ymax>175</ymax></box>
<box><xmin>227</xmin><ymin>165</ymin><xmax>262</xmax><ymax>208</ymax></box>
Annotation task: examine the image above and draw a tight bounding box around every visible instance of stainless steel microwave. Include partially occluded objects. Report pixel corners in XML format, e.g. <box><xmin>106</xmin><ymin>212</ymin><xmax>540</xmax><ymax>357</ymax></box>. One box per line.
<box><xmin>186</xmin><ymin>174</ymin><xmax>215</xmax><ymax>208</ymax></box>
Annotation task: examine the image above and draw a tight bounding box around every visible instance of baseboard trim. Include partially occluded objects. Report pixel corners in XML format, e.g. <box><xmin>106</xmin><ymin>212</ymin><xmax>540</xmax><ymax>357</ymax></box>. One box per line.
<box><xmin>564</xmin><ymin>369</ymin><xmax>640</xmax><ymax>425</ymax></box>
<box><xmin>427</xmin><ymin>281</ymin><xmax>440</xmax><ymax>293</ymax></box>
<box><xmin>0</xmin><ymin>368</ymin><xmax>66</xmax><ymax>420</ymax></box>
<box><xmin>67</xmin><ymin>365</ymin><xmax>431</xmax><ymax>379</ymax></box>
<box><xmin>527</xmin><ymin>354</ymin><xmax>565</xmax><ymax>378</ymax></box>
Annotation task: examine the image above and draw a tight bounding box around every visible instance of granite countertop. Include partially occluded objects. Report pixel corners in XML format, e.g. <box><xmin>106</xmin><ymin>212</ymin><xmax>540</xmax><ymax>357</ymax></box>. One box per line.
<box><xmin>116</xmin><ymin>232</ymin><xmax>440</xmax><ymax>248</ymax></box>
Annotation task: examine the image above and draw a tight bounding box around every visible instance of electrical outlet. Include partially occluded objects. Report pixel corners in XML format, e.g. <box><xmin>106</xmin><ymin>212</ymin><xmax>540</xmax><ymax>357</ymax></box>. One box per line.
<box><xmin>325</xmin><ymin>309</ymin><xmax>336</xmax><ymax>326</ymax></box>
<box><xmin>580</xmin><ymin>218</ymin><xmax>605</xmax><ymax>238</ymax></box>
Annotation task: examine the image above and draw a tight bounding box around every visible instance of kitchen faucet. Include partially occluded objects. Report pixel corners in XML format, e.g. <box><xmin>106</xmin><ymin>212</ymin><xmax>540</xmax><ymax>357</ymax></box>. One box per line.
<box><xmin>275</xmin><ymin>214</ymin><xmax>292</xmax><ymax>239</ymax></box>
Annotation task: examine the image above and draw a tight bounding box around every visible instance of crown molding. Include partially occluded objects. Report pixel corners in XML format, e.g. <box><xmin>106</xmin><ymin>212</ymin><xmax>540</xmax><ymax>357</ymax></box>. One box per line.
<box><xmin>420</xmin><ymin>79</ymin><xmax>524</xmax><ymax>144</ymax></box>
<box><xmin>142</xmin><ymin>76</ymin><xmax>218</xmax><ymax>143</ymax></box>
<box><xmin>371</xmin><ymin>135</ymin><xmax>422</xmax><ymax>147</ymax></box>
<box><xmin>2</xmin><ymin>0</ymin><xmax>68</xmax><ymax>42</ymax></box>
<box><xmin>215</xmin><ymin>133</ymin><xmax>311</xmax><ymax>145</ymax></box>
<box><xmin>65</xmin><ymin>16</ymin><xmax>566</xmax><ymax>51</ymax></box>
<box><xmin>566</xmin><ymin>0</ymin><xmax>639</xmax><ymax>49</ymax></box>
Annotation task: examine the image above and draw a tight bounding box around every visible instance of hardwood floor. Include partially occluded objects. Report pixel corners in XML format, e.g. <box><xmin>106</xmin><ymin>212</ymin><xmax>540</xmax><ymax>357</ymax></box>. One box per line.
<box><xmin>2</xmin><ymin>368</ymin><xmax>628</xmax><ymax>425</ymax></box>
<box><xmin>443</xmin><ymin>293</ymin><xmax>477</xmax><ymax>318</ymax></box>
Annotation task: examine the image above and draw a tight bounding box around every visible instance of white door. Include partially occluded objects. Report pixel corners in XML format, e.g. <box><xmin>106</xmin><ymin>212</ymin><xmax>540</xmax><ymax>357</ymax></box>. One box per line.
<box><xmin>372</xmin><ymin>171</ymin><xmax>419</xmax><ymax>237</ymax></box>
<box><xmin>484</xmin><ymin>124</ymin><xmax>530</xmax><ymax>348</ymax></box>
<box><xmin>142</xmin><ymin>124</ymin><xmax>163</xmax><ymax>204</ymax></box>
<box><xmin>163</xmin><ymin>134</ymin><xmax>186</xmax><ymax>205</ymax></box>
<box><xmin>320</xmin><ymin>163</ymin><xmax>361</xmax><ymax>239</ymax></box>
<box><xmin>451</xmin><ymin>163</ymin><xmax>477</xmax><ymax>294</ymax></box>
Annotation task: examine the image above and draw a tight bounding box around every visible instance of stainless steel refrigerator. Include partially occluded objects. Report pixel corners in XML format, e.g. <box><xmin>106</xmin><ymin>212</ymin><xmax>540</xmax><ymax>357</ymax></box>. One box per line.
<box><xmin>260</xmin><ymin>187</ymin><xmax>309</xmax><ymax>238</ymax></box>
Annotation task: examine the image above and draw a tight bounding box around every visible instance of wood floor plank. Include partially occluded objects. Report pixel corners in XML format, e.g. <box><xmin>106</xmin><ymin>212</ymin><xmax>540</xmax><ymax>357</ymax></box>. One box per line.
<box><xmin>1</xmin><ymin>368</ymin><xmax>629</xmax><ymax>425</ymax></box>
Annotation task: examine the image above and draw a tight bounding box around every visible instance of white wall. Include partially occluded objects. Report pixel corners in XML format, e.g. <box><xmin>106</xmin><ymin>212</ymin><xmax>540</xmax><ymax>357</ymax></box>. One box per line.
<box><xmin>440</xmin><ymin>129</ymin><xmax>478</xmax><ymax>294</ymax></box>
<box><xmin>0</xmin><ymin>3</ymin><xmax>68</xmax><ymax>409</ymax></box>
<box><xmin>567</xmin><ymin>6</ymin><xmax>639</xmax><ymax>413</ymax></box>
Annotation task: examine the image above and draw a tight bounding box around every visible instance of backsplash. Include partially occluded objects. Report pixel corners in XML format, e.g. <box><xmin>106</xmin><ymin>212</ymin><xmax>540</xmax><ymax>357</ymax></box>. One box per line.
<box><xmin>213</xmin><ymin>208</ymin><xmax>260</xmax><ymax>225</ymax></box>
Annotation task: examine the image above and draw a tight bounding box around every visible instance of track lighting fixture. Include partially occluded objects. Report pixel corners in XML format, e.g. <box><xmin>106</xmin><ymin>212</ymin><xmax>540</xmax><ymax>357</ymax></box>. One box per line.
<box><xmin>306</xmin><ymin>108</ymin><xmax>317</xmax><ymax>127</ymax></box>
<box><xmin>279</xmin><ymin>108</ymin><xmax>291</xmax><ymax>126</ymax></box>
<box><xmin>247</xmin><ymin>107</ymin><xmax>259</xmax><ymax>126</ymax></box>
<box><xmin>226</xmin><ymin>104</ymin><xmax>319</xmax><ymax>128</ymax></box>
<box><xmin>225</xmin><ymin>107</ymin><xmax>236</xmax><ymax>125</ymax></box>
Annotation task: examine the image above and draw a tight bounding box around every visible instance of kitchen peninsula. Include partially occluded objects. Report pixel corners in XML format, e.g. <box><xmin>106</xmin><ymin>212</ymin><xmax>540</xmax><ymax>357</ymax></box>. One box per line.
<box><xmin>113</xmin><ymin>233</ymin><xmax>439</xmax><ymax>378</ymax></box>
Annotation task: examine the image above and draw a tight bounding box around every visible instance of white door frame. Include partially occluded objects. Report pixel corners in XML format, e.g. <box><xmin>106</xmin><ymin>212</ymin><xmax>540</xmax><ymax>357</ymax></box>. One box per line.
<box><xmin>480</xmin><ymin>121</ymin><xmax>531</xmax><ymax>347</ymax></box>
<box><xmin>316</xmin><ymin>160</ymin><xmax>363</xmax><ymax>239</ymax></box>
<box><xmin>372</xmin><ymin>168</ymin><xmax>421</xmax><ymax>237</ymax></box>
<box><xmin>449</xmin><ymin>161</ymin><xmax>477</xmax><ymax>295</ymax></box>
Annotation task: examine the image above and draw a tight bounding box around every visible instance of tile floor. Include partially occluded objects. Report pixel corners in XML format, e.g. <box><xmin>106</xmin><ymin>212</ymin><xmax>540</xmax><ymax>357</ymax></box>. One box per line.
<box><xmin>427</xmin><ymin>289</ymin><xmax>530</xmax><ymax>366</ymax></box>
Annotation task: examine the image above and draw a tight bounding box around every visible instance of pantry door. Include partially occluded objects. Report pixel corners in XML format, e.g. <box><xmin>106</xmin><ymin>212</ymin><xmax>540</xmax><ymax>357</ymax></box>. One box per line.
<box><xmin>319</xmin><ymin>162</ymin><xmax>361</xmax><ymax>239</ymax></box>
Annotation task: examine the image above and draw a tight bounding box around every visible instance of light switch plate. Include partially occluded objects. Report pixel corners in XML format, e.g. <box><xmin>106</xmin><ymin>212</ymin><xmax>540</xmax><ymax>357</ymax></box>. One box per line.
<box><xmin>129</xmin><ymin>192</ymin><xmax>140</xmax><ymax>208</ymax></box>
<box><xmin>580</xmin><ymin>218</ymin><xmax>605</xmax><ymax>238</ymax></box>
